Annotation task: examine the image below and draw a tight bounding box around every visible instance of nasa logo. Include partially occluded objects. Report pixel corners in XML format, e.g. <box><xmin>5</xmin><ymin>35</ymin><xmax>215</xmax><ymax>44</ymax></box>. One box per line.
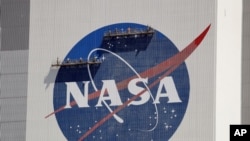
<box><xmin>46</xmin><ymin>23</ymin><xmax>210</xmax><ymax>141</ymax></box>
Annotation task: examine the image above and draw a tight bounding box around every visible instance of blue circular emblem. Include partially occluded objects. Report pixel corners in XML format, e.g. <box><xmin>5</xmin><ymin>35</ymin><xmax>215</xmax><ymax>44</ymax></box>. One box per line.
<box><xmin>53</xmin><ymin>23</ymin><xmax>189</xmax><ymax>141</ymax></box>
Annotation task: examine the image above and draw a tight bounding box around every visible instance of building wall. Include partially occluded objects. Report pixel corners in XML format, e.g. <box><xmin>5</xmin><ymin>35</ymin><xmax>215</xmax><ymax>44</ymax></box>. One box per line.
<box><xmin>26</xmin><ymin>0</ymin><xmax>216</xmax><ymax>141</ymax></box>
<box><xmin>0</xmin><ymin>0</ymin><xmax>247</xmax><ymax>141</ymax></box>
<box><xmin>242</xmin><ymin>0</ymin><xmax>250</xmax><ymax>124</ymax></box>
<box><xmin>0</xmin><ymin>0</ymin><xmax>30</xmax><ymax>140</ymax></box>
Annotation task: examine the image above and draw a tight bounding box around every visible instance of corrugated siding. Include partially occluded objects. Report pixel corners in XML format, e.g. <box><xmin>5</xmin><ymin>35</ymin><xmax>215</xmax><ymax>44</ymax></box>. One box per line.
<box><xmin>242</xmin><ymin>0</ymin><xmax>250</xmax><ymax>124</ymax></box>
<box><xmin>0</xmin><ymin>0</ymin><xmax>30</xmax><ymax>51</ymax></box>
<box><xmin>0</xmin><ymin>0</ymin><xmax>29</xmax><ymax>140</ymax></box>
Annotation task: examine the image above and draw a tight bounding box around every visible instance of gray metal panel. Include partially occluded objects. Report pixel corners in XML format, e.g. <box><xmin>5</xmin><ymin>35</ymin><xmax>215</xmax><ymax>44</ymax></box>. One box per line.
<box><xmin>0</xmin><ymin>50</ymin><xmax>29</xmax><ymax>74</ymax></box>
<box><xmin>0</xmin><ymin>51</ymin><xmax>28</xmax><ymax>141</ymax></box>
<box><xmin>0</xmin><ymin>0</ymin><xmax>30</xmax><ymax>140</ymax></box>
<box><xmin>0</xmin><ymin>73</ymin><xmax>28</xmax><ymax>98</ymax></box>
<box><xmin>0</xmin><ymin>97</ymin><xmax>27</xmax><ymax>122</ymax></box>
<box><xmin>0</xmin><ymin>50</ymin><xmax>28</xmax><ymax>98</ymax></box>
<box><xmin>242</xmin><ymin>0</ymin><xmax>250</xmax><ymax>124</ymax></box>
<box><xmin>1</xmin><ymin>27</ymin><xmax>29</xmax><ymax>50</ymax></box>
<box><xmin>0</xmin><ymin>0</ymin><xmax>30</xmax><ymax>51</ymax></box>
<box><xmin>0</xmin><ymin>121</ymin><xmax>26</xmax><ymax>141</ymax></box>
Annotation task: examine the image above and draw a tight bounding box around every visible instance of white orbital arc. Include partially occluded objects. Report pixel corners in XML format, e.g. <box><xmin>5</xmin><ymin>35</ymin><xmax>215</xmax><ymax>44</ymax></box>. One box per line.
<box><xmin>87</xmin><ymin>48</ymin><xmax>159</xmax><ymax>131</ymax></box>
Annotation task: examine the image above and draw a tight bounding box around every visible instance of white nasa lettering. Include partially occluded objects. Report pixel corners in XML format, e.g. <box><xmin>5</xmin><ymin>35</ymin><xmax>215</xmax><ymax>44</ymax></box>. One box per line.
<box><xmin>128</xmin><ymin>78</ymin><xmax>150</xmax><ymax>106</ymax></box>
<box><xmin>154</xmin><ymin>77</ymin><xmax>182</xmax><ymax>104</ymax></box>
<box><xmin>65</xmin><ymin>81</ymin><xmax>90</xmax><ymax>108</ymax></box>
<box><xmin>64</xmin><ymin>76</ymin><xmax>182</xmax><ymax>108</ymax></box>
<box><xmin>96</xmin><ymin>80</ymin><xmax>123</xmax><ymax>107</ymax></box>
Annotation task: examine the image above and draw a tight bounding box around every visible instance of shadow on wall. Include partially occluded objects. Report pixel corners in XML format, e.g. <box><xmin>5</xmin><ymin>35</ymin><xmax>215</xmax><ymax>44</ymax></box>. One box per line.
<box><xmin>44</xmin><ymin>65</ymin><xmax>100</xmax><ymax>90</ymax></box>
